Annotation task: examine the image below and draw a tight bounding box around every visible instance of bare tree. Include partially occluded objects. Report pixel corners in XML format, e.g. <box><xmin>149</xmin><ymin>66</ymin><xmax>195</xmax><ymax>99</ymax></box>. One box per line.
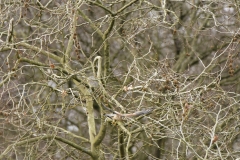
<box><xmin>1</xmin><ymin>0</ymin><xmax>240</xmax><ymax>159</ymax></box>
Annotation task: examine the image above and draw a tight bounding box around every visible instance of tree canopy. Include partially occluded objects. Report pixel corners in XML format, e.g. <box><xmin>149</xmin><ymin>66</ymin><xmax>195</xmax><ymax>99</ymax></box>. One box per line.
<box><xmin>1</xmin><ymin>0</ymin><xmax>240</xmax><ymax>159</ymax></box>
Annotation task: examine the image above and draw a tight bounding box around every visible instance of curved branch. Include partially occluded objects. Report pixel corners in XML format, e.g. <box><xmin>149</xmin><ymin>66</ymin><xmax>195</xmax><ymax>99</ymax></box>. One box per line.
<box><xmin>78</xmin><ymin>9</ymin><xmax>104</xmax><ymax>38</ymax></box>
<box><xmin>0</xmin><ymin>135</ymin><xmax>93</xmax><ymax>159</ymax></box>
<box><xmin>64</xmin><ymin>7</ymin><xmax>77</xmax><ymax>64</ymax></box>
<box><xmin>113</xmin><ymin>0</ymin><xmax>138</xmax><ymax>16</ymax></box>
<box><xmin>88</xmin><ymin>1</ymin><xmax>114</xmax><ymax>16</ymax></box>
<box><xmin>18</xmin><ymin>42</ymin><xmax>62</xmax><ymax>62</ymax></box>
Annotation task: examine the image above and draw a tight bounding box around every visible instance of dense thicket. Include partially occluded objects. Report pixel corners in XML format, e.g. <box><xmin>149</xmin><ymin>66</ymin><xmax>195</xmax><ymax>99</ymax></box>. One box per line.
<box><xmin>1</xmin><ymin>1</ymin><xmax>240</xmax><ymax>159</ymax></box>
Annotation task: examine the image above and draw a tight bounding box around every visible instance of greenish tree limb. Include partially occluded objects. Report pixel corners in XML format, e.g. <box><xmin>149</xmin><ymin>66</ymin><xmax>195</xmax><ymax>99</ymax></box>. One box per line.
<box><xmin>88</xmin><ymin>1</ymin><xmax>114</xmax><ymax>15</ymax></box>
<box><xmin>0</xmin><ymin>73</ymin><xmax>13</xmax><ymax>88</ymax></box>
<box><xmin>78</xmin><ymin>9</ymin><xmax>104</xmax><ymax>38</ymax></box>
<box><xmin>64</xmin><ymin>5</ymin><xmax>77</xmax><ymax>65</ymax></box>
<box><xmin>116</xmin><ymin>121</ymin><xmax>131</xmax><ymax>160</ymax></box>
<box><xmin>93</xmin><ymin>105</ymin><xmax>107</xmax><ymax>147</ymax></box>
<box><xmin>18</xmin><ymin>42</ymin><xmax>62</xmax><ymax>62</ymax></box>
<box><xmin>88</xmin><ymin>0</ymin><xmax>138</xmax><ymax>17</ymax></box>
<box><xmin>118</xmin><ymin>130</ymin><xmax>125</xmax><ymax>159</ymax></box>
<box><xmin>113</xmin><ymin>0</ymin><xmax>139</xmax><ymax>16</ymax></box>
<box><xmin>103</xmin><ymin>18</ymin><xmax>115</xmax><ymax>79</ymax></box>
<box><xmin>0</xmin><ymin>135</ymin><xmax>93</xmax><ymax>159</ymax></box>
<box><xmin>44</xmin><ymin>122</ymin><xmax>89</xmax><ymax>142</ymax></box>
<box><xmin>92</xmin><ymin>57</ymin><xmax>106</xmax><ymax>148</ymax></box>
<box><xmin>16</xmin><ymin>57</ymin><xmax>90</xmax><ymax>87</ymax></box>
<box><xmin>17</xmin><ymin>57</ymin><xmax>49</xmax><ymax>67</ymax></box>
<box><xmin>91</xmin><ymin>56</ymin><xmax>107</xmax><ymax>159</ymax></box>
<box><xmin>72</xmin><ymin>79</ymin><xmax>97</xmax><ymax>156</ymax></box>
<box><xmin>55</xmin><ymin>136</ymin><xmax>94</xmax><ymax>157</ymax></box>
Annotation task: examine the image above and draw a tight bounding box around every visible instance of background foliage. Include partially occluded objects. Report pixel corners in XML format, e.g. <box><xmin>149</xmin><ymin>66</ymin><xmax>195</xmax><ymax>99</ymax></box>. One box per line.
<box><xmin>1</xmin><ymin>0</ymin><xmax>240</xmax><ymax>159</ymax></box>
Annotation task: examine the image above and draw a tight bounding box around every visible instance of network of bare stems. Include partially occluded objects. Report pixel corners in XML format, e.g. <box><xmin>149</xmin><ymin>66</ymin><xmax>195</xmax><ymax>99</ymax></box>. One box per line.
<box><xmin>1</xmin><ymin>0</ymin><xmax>240</xmax><ymax>160</ymax></box>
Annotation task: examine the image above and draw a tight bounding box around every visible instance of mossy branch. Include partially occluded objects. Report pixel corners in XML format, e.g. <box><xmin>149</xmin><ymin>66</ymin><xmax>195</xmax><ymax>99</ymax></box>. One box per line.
<box><xmin>0</xmin><ymin>135</ymin><xmax>93</xmax><ymax>159</ymax></box>
<box><xmin>64</xmin><ymin>9</ymin><xmax>77</xmax><ymax>64</ymax></box>
<box><xmin>18</xmin><ymin>42</ymin><xmax>62</xmax><ymax>62</ymax></box>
